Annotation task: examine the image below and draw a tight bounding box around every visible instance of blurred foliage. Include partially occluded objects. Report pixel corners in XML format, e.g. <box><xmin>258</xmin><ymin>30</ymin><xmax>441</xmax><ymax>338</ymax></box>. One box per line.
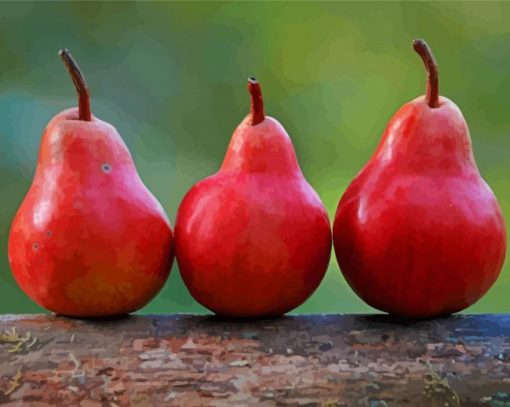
<box><xmin>1</xmin><ymin>1</ymin><xmax>509</xmax><ymax>315</ymax></box>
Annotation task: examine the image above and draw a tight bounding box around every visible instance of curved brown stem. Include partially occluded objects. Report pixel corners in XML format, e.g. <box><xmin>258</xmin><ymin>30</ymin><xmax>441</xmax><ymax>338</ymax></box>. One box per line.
<box><xmin>58</xmin><ymin>49</ymin><xmax>92</xmax><ymax>121</ymax></box>
<box><xmin>247</xmin><ymin>77</ymin><xmax>264</xmax><ymax>125</ymax></box>
<box><xmin>413</xmin><ymin>39</ymin><xmax>439</xmax><ymax>108</ymax></box>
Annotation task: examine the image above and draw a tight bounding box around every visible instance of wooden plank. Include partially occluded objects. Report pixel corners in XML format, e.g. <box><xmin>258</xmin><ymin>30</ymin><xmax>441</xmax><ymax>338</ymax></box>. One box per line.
<box><xmin>1</xmin><ymin>314</ymin><xmax>509</xmax><ymax>406</ymax></box>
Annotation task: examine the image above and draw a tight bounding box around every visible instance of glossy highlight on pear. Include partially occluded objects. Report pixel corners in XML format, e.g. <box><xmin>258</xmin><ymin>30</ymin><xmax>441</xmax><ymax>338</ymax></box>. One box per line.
<box><xmin>8</xmin><ymin>49</ymin><xmax>174</xmax><ymax>317</ymax></box>
<box><xmin>333</xmin><ymin>39</ymin><xmax>506</xmax><ymax>318</ymax></box>
<box><xmin>175</xmin><ymin>77</ymin><xmax>332</xmax><ymax>318</ymax></box>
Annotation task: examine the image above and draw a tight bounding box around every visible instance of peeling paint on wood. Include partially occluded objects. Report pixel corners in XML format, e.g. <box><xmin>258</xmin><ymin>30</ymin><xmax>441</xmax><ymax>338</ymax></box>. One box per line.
<box><xmin>1</xmin><ymin>314</ymin><xmax>510</xmax><ymax>406</ymax></box>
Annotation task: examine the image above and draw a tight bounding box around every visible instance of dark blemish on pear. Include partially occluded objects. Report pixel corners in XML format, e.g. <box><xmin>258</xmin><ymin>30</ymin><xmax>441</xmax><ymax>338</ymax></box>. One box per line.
<box><xmin>46</xmin><ymin>231</ymin><xmax>52</xmax><ymax>237</ymax></box>
<box><xmin>32</xmin><ymin>243</ymin><xmax>39</xmax><ymax>251</ymax></box>
<box><xmin>102</xmin><ymin>163</ymin><xmax>112</xmax><ymax>174</ymax></box>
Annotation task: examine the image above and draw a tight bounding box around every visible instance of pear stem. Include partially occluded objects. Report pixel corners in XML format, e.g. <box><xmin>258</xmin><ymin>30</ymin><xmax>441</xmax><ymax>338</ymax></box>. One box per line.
<box><xmin>247</xmin><ymin>77</ymin><xmax>264</xmax><ymax>125</ymax></box>
<box><xmin>58</xmin><ymin>48</ymin><xmax>92</xmax><ymax>121</ymax></box>
<box><xmin>413</xmin><ymin>39</ymin><xmax>439</xmax><ymax>108</ymax></box>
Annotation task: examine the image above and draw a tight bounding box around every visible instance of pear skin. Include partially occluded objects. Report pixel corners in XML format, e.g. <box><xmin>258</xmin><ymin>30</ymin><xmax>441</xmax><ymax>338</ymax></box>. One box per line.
<box><xmin>333</xmin><ymin>40</ymin><xmax>506</xmax><ymax>318</ymax></box>
<box><xmin>175</xmin><ymin>78</ymin><xmax>332</xmax><ymax>318</ymax></box>
<box><xmin>8</xmin><ymin>50</ymin><xmax>174</xmax><ymax>317</ymax></box>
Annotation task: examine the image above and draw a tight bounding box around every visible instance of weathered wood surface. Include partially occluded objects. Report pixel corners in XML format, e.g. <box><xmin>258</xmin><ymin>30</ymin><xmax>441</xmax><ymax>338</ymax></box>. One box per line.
<box><xmin>1</xmin><ymin>314</ymin><xmax>510</xmax><ymax>406</ymax></box>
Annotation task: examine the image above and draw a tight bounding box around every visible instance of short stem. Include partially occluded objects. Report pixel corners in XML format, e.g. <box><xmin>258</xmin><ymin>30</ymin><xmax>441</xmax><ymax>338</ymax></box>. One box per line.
<box><xmin>247</xmin><ymin>77</ymin><xmax>264</xmax><ymax>125</ymax></box>
<box><xmin>413</xmin><ymin>39</ymin><xmax>439</xmax><ymax>108</ymax></box>
<box><xmin>58</xmin><ymin>49</ymin><xmax>92</xmax><ymax>121</ymax></box>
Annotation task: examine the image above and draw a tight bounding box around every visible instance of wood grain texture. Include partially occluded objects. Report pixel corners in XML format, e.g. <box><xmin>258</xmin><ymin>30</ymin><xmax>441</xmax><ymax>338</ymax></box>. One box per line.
<box><xmin>1</xmin><ymin>314</ymin><xmax>510</xmax><ymax>406</ymax></box>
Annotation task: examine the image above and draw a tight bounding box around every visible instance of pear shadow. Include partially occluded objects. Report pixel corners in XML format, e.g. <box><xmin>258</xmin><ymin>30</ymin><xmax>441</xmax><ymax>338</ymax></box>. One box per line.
<box><xmin>356</xmin><ymin>312</ymin><xmax>455</xmax><ymax>327</ymax></box>
<box><xmin>201</xmin><ymin>313</ymin><xmax>287</xmax><ymax>324</ymax></box>
<box><xmin>53</xmin><ymin>312</ymin><xmax>133</xmax><ymax>323</ymax></box>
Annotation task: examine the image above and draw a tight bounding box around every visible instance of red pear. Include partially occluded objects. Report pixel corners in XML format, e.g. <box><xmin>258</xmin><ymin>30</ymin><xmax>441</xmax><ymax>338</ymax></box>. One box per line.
<box><xmin>175</xmin><ymin>78</ymin><xmax>332</xmax><ymax>318</ymax></box>
<box><xmin>8</xmin><ymin>49</ymin><xmax>174</xmax><ymax>317</ymax></box>
<box><xmin>333</xmin><ymin>39</ymin><xmax>506</xmax><ymax>318</ymax></box>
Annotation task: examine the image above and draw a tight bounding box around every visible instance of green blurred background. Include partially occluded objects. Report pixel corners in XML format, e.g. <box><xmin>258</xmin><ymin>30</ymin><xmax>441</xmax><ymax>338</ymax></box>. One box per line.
<box><xmin>1</xmin><ymin>1</ymin><xmax>509</xmax><ymax>314</ymax></box>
